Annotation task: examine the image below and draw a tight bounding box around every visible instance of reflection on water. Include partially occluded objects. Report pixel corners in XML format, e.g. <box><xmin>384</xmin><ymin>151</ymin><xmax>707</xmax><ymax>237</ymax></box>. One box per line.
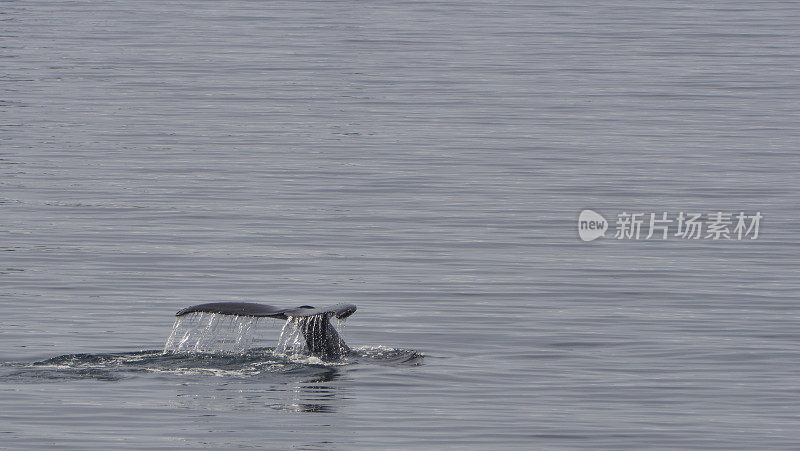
<box><xmin>1</xmin><ymin>350</ymin><xmax>353</xmax><ymax>415</ymax></box>
<box><xmin>171</xmin><ymin>369</ymin><xmax>345</xmax><ymax>414</ymax></box>
<box><xmin>270</xmin><ymin>372</ymin><xmax>343</xmax><ymax>414</ymax></box>
<box><xmin>1</xmin><ymin>346</ymin><xmax>420</xmax><ymax>419</ymax></box>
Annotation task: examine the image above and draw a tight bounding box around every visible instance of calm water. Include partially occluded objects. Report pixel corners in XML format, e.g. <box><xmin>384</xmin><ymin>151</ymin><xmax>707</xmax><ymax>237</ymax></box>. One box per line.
<box><xmin>2</xmin><ymin>0</ymin><xmax>800</xmax><ymax>449</ymax></box>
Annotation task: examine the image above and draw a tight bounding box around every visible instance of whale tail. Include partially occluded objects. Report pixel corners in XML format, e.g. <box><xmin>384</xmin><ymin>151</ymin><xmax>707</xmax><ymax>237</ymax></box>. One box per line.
<box><xmin>175</xmin><ymin>302</ymin><xmax>356</xmax><ymax>359</ymax></box>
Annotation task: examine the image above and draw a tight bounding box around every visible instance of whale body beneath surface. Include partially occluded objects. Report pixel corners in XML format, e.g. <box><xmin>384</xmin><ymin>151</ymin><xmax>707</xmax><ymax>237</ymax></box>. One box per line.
<box><xmin>176</xmin><ymin>302</ymin><xmax>356</xmax><ymax>360</ymax></box>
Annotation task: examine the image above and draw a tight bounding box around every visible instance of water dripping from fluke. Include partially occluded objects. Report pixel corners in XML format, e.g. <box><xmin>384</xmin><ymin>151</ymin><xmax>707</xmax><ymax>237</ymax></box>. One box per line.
<box><xmin>161</xmin><ymin>302</ymin><xmax>423</xmax><ymax>365</ymax></box>
<box><xmin>165</xmin><ymin>302</ymin><xmax>357</xmax><ymax>361</ymax></box>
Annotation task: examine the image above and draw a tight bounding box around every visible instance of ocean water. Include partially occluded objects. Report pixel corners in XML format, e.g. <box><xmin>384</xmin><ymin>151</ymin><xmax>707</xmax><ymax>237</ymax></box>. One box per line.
<box><xmin>2</xmin><ymin>0</ymin><xmax>800</xmax><ymax>449</ymax></box>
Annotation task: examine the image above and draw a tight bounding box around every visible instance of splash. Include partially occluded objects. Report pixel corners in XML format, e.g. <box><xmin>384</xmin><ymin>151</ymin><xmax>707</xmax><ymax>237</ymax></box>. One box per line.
<box><xmin>163</xmin><ymin>312</ymin><xmax>274</xmax><ymax>353</ymax></box>
<box><xmin>274</xmin><ymin>317</ymin><xmax>306</xmax><ymax>356</ymax></box>
<box><xmin>275</xmin><ymin>315</ymin><xmax>348</xmax><ymax>358</ymax></box>
<box><xmin>162</xmin><ymin>312</ymin><xmax>348</xmax><ymax>358</ymax></box>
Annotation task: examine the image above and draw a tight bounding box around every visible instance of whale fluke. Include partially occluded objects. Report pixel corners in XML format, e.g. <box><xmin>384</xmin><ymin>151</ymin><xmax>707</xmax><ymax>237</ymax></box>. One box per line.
<box><xmin>175</xmin><ymin>302</ymin><xmax>356</xmax><ymax>360</ymax></box>
<box><xmin>176</xmin><ymin>302</ymin><xmax>283</xmax><ymax>317</ymax></box>
<box><xmin>175</xmin><ymin>302</ymin><xmax>356</xmax><ymax>320</ymax></box>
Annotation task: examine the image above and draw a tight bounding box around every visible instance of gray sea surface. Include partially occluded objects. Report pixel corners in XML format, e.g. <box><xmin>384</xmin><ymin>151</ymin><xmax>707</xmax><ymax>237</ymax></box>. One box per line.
<box><xmin>2</xmin><ymin>0</ymin><xmax>800</xmax><ymax>449</ymax></box>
